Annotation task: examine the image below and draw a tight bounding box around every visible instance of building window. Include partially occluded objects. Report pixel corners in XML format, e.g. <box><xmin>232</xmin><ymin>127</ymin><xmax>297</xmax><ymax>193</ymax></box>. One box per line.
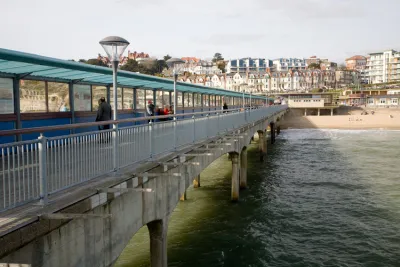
<box><xmin>20</xmin><ymin>80</ymin><xmax>46</xmax><ymax>113</ymax></box>
<box><xmin>391</xmin><ymin>98</ymin><xmax>398</xmax><ymax>105</ymax></box>
<box><xmin>380</xmin><ymin>98</ymin><xmax>386</xmax><ymax>104</ymax></box>
<box><xmin>0</xmin><ymin>78</ymin><xmax>14</xmax><ymax>114</ymax></box>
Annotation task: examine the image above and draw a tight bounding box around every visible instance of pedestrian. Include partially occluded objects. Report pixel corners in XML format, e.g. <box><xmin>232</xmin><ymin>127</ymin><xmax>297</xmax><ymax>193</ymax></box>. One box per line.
<box><xmin>96</xmin><ymin>97</ymin><xmax>112</xmax><ymax>143</ymax></box>
<box><xmin>223</xmin><ymin>102</ymin><xmax>228</xmax><ymax>113</ymax></box>
<box><xmin>162</xmin><ymin>106</ymin><xmax>169</xmax><ymax>121</ymax></box>
<box><xmin>146</xmin><ymin>100</ymin><xmax>155</xmax><ymax>123</ymax></box>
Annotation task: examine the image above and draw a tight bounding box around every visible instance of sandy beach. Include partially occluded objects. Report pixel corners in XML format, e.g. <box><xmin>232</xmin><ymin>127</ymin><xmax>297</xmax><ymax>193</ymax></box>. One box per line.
<box><xmin>280</xmin><ymin>108</ymin><xmax>400</xmax><ymax>130</ymax></box>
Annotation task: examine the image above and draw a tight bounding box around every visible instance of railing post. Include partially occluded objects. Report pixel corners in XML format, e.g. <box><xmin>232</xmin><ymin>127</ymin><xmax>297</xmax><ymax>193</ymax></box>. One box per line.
<box><xmin>149</xmin><ymin>121</ymin><xmax>154</xmax><ymax>158</ymax></box>
<box><xmin>38</xmin><ymin>134</ymin><xmax>48</xmax><ymax>205</ymax></box>
<box><xmin>206</xmin><ymin>114</ymin><xmax>209</xmax><ymax>138</ymax></box>
<box><xmin>192</xmin><ymin>115</ymin><xmax>196</xmax><ymax>143</ymax></box>
<box><xmin>217</xmin><ymin>113</ymin><xmax>220</xmax><ymax>135</ymax></box>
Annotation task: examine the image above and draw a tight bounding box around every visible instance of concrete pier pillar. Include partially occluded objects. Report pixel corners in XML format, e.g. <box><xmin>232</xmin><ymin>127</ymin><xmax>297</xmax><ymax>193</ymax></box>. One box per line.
<box><xmin>258</xmin><ymin>131</ymin><xmax>266</xmax><ymax>161</ymax></box>
<box><xmin>270</xmin><ymin>124</ymin><xmax>275</xmax><ymax>145</ymax></box>
<box><xmin>317</xmin><ymin>109</ymin><xmax>320</xmax><ymax>116</ymax></box>
<box><xmin>240</xmin><ymin>148</ymin><xmax>247</xmax><ymax>189</ymax></box>
<box><xmin>230</xmin><ymin>152</ymin><xmax>240</xmax><ymax>202</ymax></box>
<box><xmin>331</xmin><ymin>108</ymin><xmax>333</xmax><ymax>116</ymax></box>
<box><xmin>304</xmin><ymin>108</ymin><xmax>307</xmax><ymax>116</ymax></box>
<box><xmin>147</xmin><ymin>218</ymin><xmax>169</xmax><ymax>267</ymax></box>
<box><xmin>277</xmin><ymin>125</ymin><xmax>281</xmax><ymax>136</ymax></box>
<box><xmin>193</xmin><ymin>174</ymin><xmax>200</xmax><ymax>188</ymax></box>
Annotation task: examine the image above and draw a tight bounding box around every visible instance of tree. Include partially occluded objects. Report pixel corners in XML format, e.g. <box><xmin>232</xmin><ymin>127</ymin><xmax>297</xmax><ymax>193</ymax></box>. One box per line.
<box><xmin>163</xmin><ymin>54</ymin><xmax>172</xmax><ymax>62</ymax></box>
<box><xmin>308</xmin><ymin>63</ymin><xmax>320</xmax><ymax>69</ymax></box>
<box><xmin>212</xmin><ymin>53</ymin><xmax>224</xmax><ymax>63</ymax></box>
<box><xmin>217</xmin><ymin>61</ymin><xmax>226</xmax><ymax>73</ymax></box>
<box><xmin>121</xmin><ymin>59</ymin><xmax>141</xmax><ymax>73</ymax></box>
<box><xmin>86</xmin><ymin>58</ymin><xmax>108</xmax><ymax>67</ymax></box>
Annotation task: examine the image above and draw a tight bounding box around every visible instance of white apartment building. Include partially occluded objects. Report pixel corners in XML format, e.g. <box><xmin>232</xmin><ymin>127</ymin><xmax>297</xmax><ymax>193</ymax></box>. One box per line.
<box><xmin>367</xmin><ymin>50</ymin><xmax>400</xmax><ymax>84</ymax></box>
<box><xmin>272</xmin><ymin>58</ymin><xmax>308</xmax><ymax>71</ymax></box>
<box><xmin>226</xmin><ymin>58</ymin><xmax>272</xmax><ymax>73</ymax></box>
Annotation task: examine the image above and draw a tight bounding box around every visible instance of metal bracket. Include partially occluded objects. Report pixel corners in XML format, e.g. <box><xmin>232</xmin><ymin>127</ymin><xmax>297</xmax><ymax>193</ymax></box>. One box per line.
<box><xmin>97</xmin><ymin>188</ymin><xmax>153</xmax><ymax>193</ymax></box>
<box><xmin>40</xmin><ymin>213</ymin><xmax>112</xmax><ymax>220</ymax></box>
<box><xmin>72</xmin><ymin>78</ymin><xmax>85</xmax><ymax>84</ymax></box>
<box><xmin>17</xmin><ymin>72</ymin><xmax>33</xmax><ymax>79</ymax></box>
<box><xmin>184</xmin><ymin>153</ymin><xmax>214</xmax><ymax>156</ymax></box>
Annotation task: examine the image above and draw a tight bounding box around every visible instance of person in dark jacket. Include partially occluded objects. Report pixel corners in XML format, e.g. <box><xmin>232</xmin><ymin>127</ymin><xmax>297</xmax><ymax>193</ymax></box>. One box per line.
<box><xmin>146</xmin><ymin>100</ymin><xmax>155</xmax><ymax>123</ymax></box>
<box><xmin>223</xmin><ymin>102</ymin><xmax>228</xmax><ymax>113</ymax></box>
<box><xmin>96</xmin><ymin>97</ymin><xmax>112</xmax><ymax>142</ymax></box>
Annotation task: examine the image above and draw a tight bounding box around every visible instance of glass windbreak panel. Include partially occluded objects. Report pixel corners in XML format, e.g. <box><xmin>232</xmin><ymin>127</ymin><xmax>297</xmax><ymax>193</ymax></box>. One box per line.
<box><xmin>123</xmin><ymin>88</ymin><xmax>133</xmax><ymax>110</ymax></box>
<box><xmin>177</xmin><ymin>92</ymin><xmax>183</xmax><ymax>107</ymax></box>
<box><xmin>110</xmin><ymin>87</ymin><xmax>122</xmax><ymax>110</ymax></box>
<box><xmin>194</xmin><ymin>94</ymin><xmax>201</xmax><ymax>107</ymax></box>
<box><xmin>92</xmin><ymin>86</ymin><xmax>107</xmax><ymax>111</ymax></box>
<box><xmin>136</xmin><ymin>89</ymin><xmax>145</xmax><ymax>109</ymax></box>
<box><xmin>185</xmin><ymin>93</ymin><xmax>193</xmax><ymax>107</ymax></box>
<box><xmin>171</xmin><ymin>92</ymin><xmax>175</xmax><ymax>108</ymax></box>
<box><xmin>203</xmin><ymin>95</ymin><xmax>209</xmax><ymax>106</ymax></box>
<box><xmin>0</xmin><ymin>78</ymin><xmax>13</xmax><ymax>114</ymax></box>
<box><xmin>48</xmin><ymin>82</ymin><xmax>69</xmax><ymax>112</ymax></box>
<box><xmin>20</xmin><ymin>80</ymin><xmax>46</xmax><ymax>113</ymax></box>
<box><xmin>146</xmin><ymin>90</ymin><xmax>154</xmax><ymax>104</ymax></box>
<box><xmin>156</xmin><ymin>91</ymin><xmax>166</xmax><ymax>108</ymax></box>
<box><xmin>74</xmin><ymin>84</ymin><xmax>91</xmax><ymax>111</ymax></box>
<box><xmin>210</xmin><ymin>95</ymin><xmax>216</xmax><ymax>107</ymax></box>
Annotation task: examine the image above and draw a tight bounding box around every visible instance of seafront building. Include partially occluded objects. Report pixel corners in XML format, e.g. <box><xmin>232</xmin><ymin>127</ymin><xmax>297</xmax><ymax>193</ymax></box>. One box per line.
<box><xmin>225</xmin><ymin>58</ymin><xmax>272</xmax><ymax>73</ymax></box>
<box><xmin>366</xmin><ymin>50</ymin><xmax>400</xmax><ymax>84</ymax></box>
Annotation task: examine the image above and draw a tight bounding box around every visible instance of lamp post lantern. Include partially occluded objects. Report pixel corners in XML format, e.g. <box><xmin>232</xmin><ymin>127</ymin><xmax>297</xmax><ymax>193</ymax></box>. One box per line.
<box><xmin>166</xmin><ymin>58</ymin><xmax>185</xmax><ymax>118</ymax></box>
<box><xmin>99</xmin><ymin>36</ymin><xmax>129</xmax><ymax>171</ymax></box>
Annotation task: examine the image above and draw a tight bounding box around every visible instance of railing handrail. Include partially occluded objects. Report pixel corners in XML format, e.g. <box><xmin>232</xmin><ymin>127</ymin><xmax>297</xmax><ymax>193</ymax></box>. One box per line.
<box><xmin>0</xmin><ymin>106</ymin><xmax>273</xmax><ymax>137</ymax></box>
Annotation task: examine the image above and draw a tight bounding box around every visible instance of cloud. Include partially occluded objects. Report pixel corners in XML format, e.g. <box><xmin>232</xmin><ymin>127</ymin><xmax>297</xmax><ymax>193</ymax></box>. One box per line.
<box><xmin>200</xmin><ymin>33</ymin><xmax>267</xmax><ymax>45</ymax></box>
<box><xmin>255</xmin><ymin>0</ymin><xmax>366</xmax><ymax>19</ymax></box>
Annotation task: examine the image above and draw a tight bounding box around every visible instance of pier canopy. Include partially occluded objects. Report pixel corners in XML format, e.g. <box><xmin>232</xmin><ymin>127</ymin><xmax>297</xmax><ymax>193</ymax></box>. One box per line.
<box><xmin>0</xmin><ymin>48</ymin><xmax>257</xmax><ymax>98</ymax></box>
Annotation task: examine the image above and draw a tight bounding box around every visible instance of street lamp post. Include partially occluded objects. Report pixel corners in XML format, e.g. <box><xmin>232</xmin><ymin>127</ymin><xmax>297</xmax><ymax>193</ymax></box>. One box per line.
<box><xmin>99</xmin><ymin>36</ymin><xmax>129</xmax><ymax>171</ymax></box>
<box><xmin>166</xmin><ymin>58</ymin><xmax>185</xmax><ymax>118</ymax></box>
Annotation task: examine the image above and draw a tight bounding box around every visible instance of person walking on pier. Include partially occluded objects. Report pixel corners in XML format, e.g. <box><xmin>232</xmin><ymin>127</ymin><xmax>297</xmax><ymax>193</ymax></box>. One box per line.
<box><xmin>146</xmin><ymin>100</ymin><xmax>155</xmax><ymax>123</ymax></box>
<box><xmin>96</xmin><ymin>97</ymin><xmax>112</xmax><ymax>142</ymax></box>
<box><xmin>223</xmin><ymin>102</ymin><xmax>228</xmax><ymax>113</ymax></box>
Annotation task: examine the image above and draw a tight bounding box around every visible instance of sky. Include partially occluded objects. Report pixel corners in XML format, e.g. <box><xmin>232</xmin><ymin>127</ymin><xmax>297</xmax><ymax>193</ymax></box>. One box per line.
<box><xmin>1</xmin><ymin>0</ymin><xmax>399</xmax><ymax>64</ymax></box>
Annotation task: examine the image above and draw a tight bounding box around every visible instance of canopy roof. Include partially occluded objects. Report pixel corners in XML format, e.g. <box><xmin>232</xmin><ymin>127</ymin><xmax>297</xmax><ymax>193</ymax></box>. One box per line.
<box><xmin>0</xmin><ymin>48</ymin><xmax>263</xmax><ymax>99</ymax></box>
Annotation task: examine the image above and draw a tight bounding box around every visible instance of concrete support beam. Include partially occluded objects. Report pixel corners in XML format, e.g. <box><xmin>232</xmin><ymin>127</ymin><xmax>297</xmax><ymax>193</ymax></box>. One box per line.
<box><xmin>331</xmin><ymin>108</ymin><xmax>333</xmax><ymax>116</ymax></box>
<box><xmin>147</xmin><ymin>218</ymin><xmax>169</xmax><ymax>267</ymax></box>
<box><xmin>193</xmin><ymin>174</ymin><xmax>200</xmax><ymax>188</ymax></box>
<box><xmin>304</xmin><ymin>108</ymin><xmax>307</xmax><ymax>116</ymax></box>
<box><xmin>230</xmin><ymin>152</ymin><xmax>240</xmax><ymax>202</ymax></box>
<box><xmin>317</xmin><ymin>108</ymin><xmax>320</xmax><ymax>116</ymax></box>
<box><xmin>240</xmin><ymin>148</ymin><xmax>247</xmax><ymax>189</ymax></box>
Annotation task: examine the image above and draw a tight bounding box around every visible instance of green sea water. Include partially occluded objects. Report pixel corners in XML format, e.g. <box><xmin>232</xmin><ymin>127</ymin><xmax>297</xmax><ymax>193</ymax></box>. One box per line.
<box><xmin>115</xmin><ymin>129</ymin><xmax>400</xmax><ymax>267</ymax></box>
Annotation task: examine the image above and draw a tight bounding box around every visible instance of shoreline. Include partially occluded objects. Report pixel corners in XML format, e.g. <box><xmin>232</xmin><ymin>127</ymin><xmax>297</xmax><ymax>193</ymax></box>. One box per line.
<box><xmin>280</xmin><ymin>110</ymin><xmax>400</xmax><ymax>130</ymax></box>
